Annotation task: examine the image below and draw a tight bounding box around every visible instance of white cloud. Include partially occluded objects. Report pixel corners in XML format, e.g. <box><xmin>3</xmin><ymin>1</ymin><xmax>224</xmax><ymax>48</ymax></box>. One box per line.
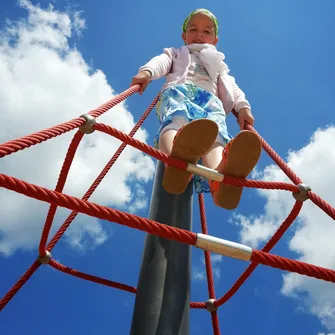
<box><xmin>231</xmin><ymin>126</ymin><xmax>335</xmax><ymax>330</ymax></box>
<box><xmin>318</xmin><ymin>333</ymin><xmax>335</xmax><ymax>335</ymax></box>
<box><xmin>0</xmin><ymin>1</ymin><xmax>155</xmax><ymax>255</ymax></box>
<box><xmin>192</xmin><ymin>253</ymin><xmax>223</xmax><ymax>281</ymax></box>
<box><xmin>231</xmin><ymin>213</ymin><xmax>278</xmax><ymax>249</ymax></box>
<box><xmin>192</xmin><ymin>268</ymin><xmax>206</xmax><ymax>281</ymax></box>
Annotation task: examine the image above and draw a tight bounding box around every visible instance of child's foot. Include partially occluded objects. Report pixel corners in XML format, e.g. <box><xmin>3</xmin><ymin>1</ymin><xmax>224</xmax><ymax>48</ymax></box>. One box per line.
<box><xmin>210</xmin><ymin>130</ymin><xmax>262</xmax><ymax>209</ymax></box>
<box><xmin>163</xmin><ymin>119</ymin><xmax>218</xmax><ymax>194</ymax></box>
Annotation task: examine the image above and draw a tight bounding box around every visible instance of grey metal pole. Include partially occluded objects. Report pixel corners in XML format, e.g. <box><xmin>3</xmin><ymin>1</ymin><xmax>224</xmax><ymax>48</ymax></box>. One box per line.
<box><xmin>130</xmin><ymin>160</ymin><xmax>193</xmax><ymax>335</ymax></box>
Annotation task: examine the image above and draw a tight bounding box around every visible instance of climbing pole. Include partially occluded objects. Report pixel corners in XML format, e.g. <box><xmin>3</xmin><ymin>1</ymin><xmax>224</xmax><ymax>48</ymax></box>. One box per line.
<box><xmin>0</xmin><ymin>85</ymin><xmax>335</xmax><ymax>335</ymax></box>
<box><xmin>131</xmin><ymin>160</ymin><xmax>193</xmax><ymax>334</ymax></box>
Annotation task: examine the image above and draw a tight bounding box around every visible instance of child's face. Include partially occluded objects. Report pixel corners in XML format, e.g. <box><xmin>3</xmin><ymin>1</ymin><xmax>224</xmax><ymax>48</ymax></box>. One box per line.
<box><xmin>182</xmin><ymin>13</ymin><xmax>218</xmax><ymax>46</ymax></box>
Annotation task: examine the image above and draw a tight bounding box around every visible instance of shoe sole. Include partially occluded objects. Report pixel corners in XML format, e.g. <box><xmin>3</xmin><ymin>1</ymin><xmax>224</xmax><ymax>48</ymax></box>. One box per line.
<box><xmin>163</xmin><ymin>119</ymin><xmax>218</xmax><ymax>194</ymax></box>
<box><xmin>214</xmin><ymin>131</ymin><xmax>262</xmax><ymax>209</ymax></box>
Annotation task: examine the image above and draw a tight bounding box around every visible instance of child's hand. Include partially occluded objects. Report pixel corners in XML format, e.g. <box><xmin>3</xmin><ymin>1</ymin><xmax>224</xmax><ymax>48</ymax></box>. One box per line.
<box><xmin>131</xmin><ymin>70</ymin><xmax>152</xmax><ymax>95</ymax></box>
<box><xmin>238</xmin><ymin>108</ymin><xmax>255</xmax><ymax>130</ymax></box>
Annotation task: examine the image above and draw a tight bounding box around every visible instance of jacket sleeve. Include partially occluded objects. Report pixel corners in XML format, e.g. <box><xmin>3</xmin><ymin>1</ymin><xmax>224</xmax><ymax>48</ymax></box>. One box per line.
<box><xmin>138</xmin><ymin>48</ymin><xmax>175</xmax><ymax>81</ymax></box>
<box><xmin>228</xmin><ymin>74</ymin><xmax>251</xmax><ymax>112</ymax></box>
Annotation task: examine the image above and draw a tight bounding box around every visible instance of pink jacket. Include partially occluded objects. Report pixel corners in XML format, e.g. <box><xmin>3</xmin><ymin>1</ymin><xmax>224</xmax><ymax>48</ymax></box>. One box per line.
<box><xmin>138</xmin><ymin>45</ymin><xmax>251</xmax><ymax>114</ymax></box>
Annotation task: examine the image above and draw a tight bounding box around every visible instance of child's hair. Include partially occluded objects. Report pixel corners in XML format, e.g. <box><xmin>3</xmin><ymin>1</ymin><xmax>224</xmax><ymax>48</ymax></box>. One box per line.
<box><xmin>182</xmin><ymin>8</ymin><xmax>219</xmax><ymax>36</ymax></box>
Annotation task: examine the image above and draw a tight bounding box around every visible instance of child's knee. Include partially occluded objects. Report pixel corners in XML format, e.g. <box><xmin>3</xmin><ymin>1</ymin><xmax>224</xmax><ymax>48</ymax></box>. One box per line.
<box><xmin>160</xmin><ymin>116</ymin><xmax>188</xmax><ymax>136</ymax></box>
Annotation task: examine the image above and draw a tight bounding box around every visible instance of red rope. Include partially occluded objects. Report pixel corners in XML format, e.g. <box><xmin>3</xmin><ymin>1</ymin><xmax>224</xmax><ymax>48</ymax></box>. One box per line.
<box><xmin>0</xmin><ymin>261</ymin><xmax>40</xmax><ymax>311</ymax></box>
<box><xmin>199</xmin><ymin>195</ymin><xmax>216</xmax><ymax>298</ymax></box>
<box><xmin>309</xmin><ymin>191</ymin><xmax>335</xmax><ymax>221</ymax></box>
<box><xmin>249</xmin><ymin>126</ymin><xmax>302</xmax><ymax>185</ymax></box>
<box><xmin>0</xmin><ymin>90</ymin><xmax>155</xmax><ymax>311</ymax></box>
<box><xmin>49</xmin><ymin>260</ymin><xmax>137</xmax><ymax>293</ymax></box>
<box><xmin>211</xmin><ymin>312</ymin><xmax>221</xmax><ymax>335</ymax></box>
<box><xmin>216</xmin><ymin>201</ymin><xmax>303</xmax><ymax>307</ymax></box>
<box><xmin>1</xmin><ymin>88</ymin><xmax>335</xmax><ymax>335</ymax></box>
<box><xmin>88</xmin><ymin>86</ymin><xmax>140</xmax><ymax>118</ymax></box>
<box><xmin>251</xmin><ymin>250</ymin><xmax>335</xmax><ymax>282</ymax></box>
<box><xmin>0</xmin><ymin>86</ymin><xmax>140</xmax><ymax>159</ymax></box>
<box><xmin>95</xmin><ymin>123</ymin><xmax>303</xmax><ymax>193</ymax></box>
<box><xmin>0</xmin><ymin>173</ymin><xmax>197</xmax><ymax>246</ymax></box>
<box><xmin>190</xmin><ymin>301</ymin><xmax>207</xmax><ymax>309</ymax></box>
<box><xmin>233</xmin><ymin>110</ymin><xmax>302</xmax><ymax>185</ymax></box>
<box><xmin>0</xmin><ymin>118</ymin><xmax>85</xmax><ymax>158</ymax></box>
<box><xmin>95</xmin><ymin>123</ymin><xmax>188</xmax><ymax>171</ymax></box>
<box><xmin>41</xmin><ymin>94</ymin><xmax>160</xmax><ymax>254</ymax></box>
<box><xmin>198</xmin><ymin>194</ymin><xmax>221</xmax><ymax>335</ymax></box>
<box><xmin>39</xmin><ymin>131</ymin><xmax>84</xmax><ymax>256</ymax></box>
<box><xmin>222</xmin><ymin>176</ymin><xmax>298</xmax><ymax>192</ymax></box>
<box><xmin>95</xmin><ymin>123</ymin><xmax>309</xmax><ymax>194</ymax></box>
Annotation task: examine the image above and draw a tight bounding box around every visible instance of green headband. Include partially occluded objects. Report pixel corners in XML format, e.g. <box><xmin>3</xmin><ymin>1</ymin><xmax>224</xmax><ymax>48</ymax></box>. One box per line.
<box><xmin>182</xmin><ymin>9</ymin><xmax>219</xmax><ymax>36</ymax></box>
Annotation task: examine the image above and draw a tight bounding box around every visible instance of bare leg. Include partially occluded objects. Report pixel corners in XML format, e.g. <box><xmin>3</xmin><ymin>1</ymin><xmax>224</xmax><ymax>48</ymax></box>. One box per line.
<box><xmin>160</xmin><ymin>129</ymin><xmax>226</xmax><ymax>172</ymax></box>
<box><xmin>161</xmin><ymin>120</ymin><xmax>219</xmax><ymax>194</ymax></box>
<box><xmin>202</xmin><ymin>143</ymin><xmax>225</xmax><ymax>171</ymax></box>
<box><xmin>159</xmin><ymin>129</ymin><xmax>177</xmax><ymax>155</ymax></box>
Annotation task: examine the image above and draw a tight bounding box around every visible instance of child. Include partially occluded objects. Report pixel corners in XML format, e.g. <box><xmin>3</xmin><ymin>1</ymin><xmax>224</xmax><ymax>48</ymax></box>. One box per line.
<box><xmin>131</xmin><ymin>8</ymin><xmax>261</xmax><ymax>210</ymax></box>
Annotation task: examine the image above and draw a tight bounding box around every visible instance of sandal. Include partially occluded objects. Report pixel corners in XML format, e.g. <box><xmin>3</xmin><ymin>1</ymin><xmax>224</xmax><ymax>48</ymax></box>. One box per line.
<box><xmin>210</xmin><ymin>130</ymin><xmax>262</xmax><ymax>209</ymax></box>
<box><xmin>163</xmin><ymin>119</ymin><xmax>218</xmax><ymax>194</ymax></box>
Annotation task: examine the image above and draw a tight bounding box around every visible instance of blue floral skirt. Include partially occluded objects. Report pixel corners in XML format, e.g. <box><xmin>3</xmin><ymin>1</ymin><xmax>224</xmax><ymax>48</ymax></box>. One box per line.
<box><xmin>154</xmin><ymin>83</ymin><xmax>232</xmax><ymax>194</ymax></box>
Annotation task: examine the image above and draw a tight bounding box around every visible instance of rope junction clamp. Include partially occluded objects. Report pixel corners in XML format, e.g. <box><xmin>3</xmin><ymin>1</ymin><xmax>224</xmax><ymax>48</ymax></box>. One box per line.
<box><xmin>206</xmin><ymin>299</ymin><xmax>218</xmax><ymax>312</ymax></box>
<box><xmin>38</xmin><ymin>251</ymin><xmax>52</xmax><ymax>264</ymax></box>
<box><xmin>292</xmin><ymin>183</ymin><xmax>311</xmax><ymax>202</ymax></box>
<box><xmin>79</xmin><ymin>114</ymin><xmax>96</xmax><ymax>134</ymax></box>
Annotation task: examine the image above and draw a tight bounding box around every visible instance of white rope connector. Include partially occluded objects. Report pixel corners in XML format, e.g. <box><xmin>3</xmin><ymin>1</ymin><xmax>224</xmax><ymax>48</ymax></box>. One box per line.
<box><xmin>38</xmin><ymin>251</ymin><xmax>52</xmax><ymax>264</ymax></box>
<box><xmin>195</xmin><ymin>234</ymin><xmax>252</xmax><ymax>261</ymax></box>
<box><xmin>187</xmin><ymin>163</ymin><xmax>224</xmax><ymax>182</ymax></box>
<box><xmin>206</xmin><ymin>299</ymin><xmax>218</xmax><ymax>312</ymax></box>
<box><xmin>79</xmin><ymin>114</ymin><xmax>96</xmax><ymax>134</ymax></box>
<box><xmin>292</xmin><ymin>183</ymin><xmax>311</xmax><ymax>202</ymax></box>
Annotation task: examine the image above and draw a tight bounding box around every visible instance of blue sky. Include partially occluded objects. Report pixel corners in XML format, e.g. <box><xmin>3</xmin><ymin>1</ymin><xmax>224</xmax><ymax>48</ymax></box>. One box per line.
<box><xmin>1</xmin><ymin>0</ymin><xmax>335</xmax><ymax>334</ymax></box>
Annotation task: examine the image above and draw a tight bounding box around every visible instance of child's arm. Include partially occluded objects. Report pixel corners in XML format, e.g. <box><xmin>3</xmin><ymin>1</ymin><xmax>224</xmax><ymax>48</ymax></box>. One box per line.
<box><xmin>228</xmin><ymin>75</ymin><xmax>251</xmax><ymax>112</ymax></box>
<box><xmin>138</xmin><ymin>48</ymin><xmax>175</xmax><ymax>80</ymax></box>
<box><xmin>229</xmin><ymin>75</ymin><xmax>255</xmax><ymax>129</ymax></box>
<box><xmin>131</xmin><ymin>48</ymin><xmax>175</xmax><ymax>94</ymax></box>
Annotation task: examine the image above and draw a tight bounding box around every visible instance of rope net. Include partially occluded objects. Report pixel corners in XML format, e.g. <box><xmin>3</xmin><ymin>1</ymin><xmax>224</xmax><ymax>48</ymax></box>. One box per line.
<box><xmin>0</xmin><ymin>85</ymin><xmax>334</xmax><ymax>334</ymax></box>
